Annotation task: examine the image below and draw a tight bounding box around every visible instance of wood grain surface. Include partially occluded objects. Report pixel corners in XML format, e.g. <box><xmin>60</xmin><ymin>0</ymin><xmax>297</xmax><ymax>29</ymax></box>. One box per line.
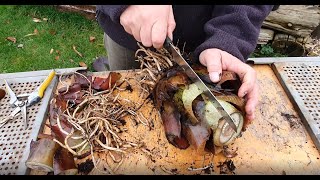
<box><xmin>31</xmin><ymin>65</ymin><xmax>320</xmax><ymax>175</ymax></box>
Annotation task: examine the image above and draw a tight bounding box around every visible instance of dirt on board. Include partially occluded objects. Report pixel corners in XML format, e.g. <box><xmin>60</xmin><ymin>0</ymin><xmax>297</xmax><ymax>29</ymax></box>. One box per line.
<box><xmin>34</xmin><ymin>65</ymin><xmax>320</xmax><ymax>175</ymax></box>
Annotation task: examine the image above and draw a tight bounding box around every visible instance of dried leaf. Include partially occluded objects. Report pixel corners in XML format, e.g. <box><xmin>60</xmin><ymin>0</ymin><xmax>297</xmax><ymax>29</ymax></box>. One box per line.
<box><xmin>63</xmin><ymin>91</ymin><xmax>85</xmax><ymax>105</ymax></box>
<box><xmin>32</xmin><ymin>17</ymin><xmax>42</xmax><ymax>23</ymax></box>
<box><xmin>92</xmin><ymin>72</ymin><xmax>122</xmax><ymax>91</ymax></box>
<box><xmin>54</xmin><ymin>95</ymin><xmax>68</xmax><ymax>111</ymax></box>
<box><xmin>72</xmin><ymin>45</ymin><xmax>83</xmax><ymax>57</ymax></box>
<box><xmin>53</xmin><ymin>148</ymin><xmax>77</xmax><ymax>175</ymax></box>
<box><xmin>74</xmin><ymin>73</ymin><xmax>92</xmax><ymax>88</ymax></box>
<box><xmin>37</xmin><ymin>133</ymin><xmax>53</xmax><ymax>140</ymax></box>
<box><xmin>17</xmin><ymin>44</ymin><xmax>23</xmax><ymax>48</ymax></box>
<box><xmin>55</xmin><ymin>56</ymin><xmax>60</xmax><ymax>60</ymax></box>
<box><xmin>56</xmin><ymin>50</ymin><xmax>60</xmax><ymax>55</ymax></box>
<box><xmin>49</xmin><ymin>29</ymin><xmax>56</xmax><ymax>35</ymax></box>
<box><xmin>79</xmin><ymin>61</ymin><xmax>87</xmax><ymax>67</ymax></box>
<box><xmin>0</xmin><ymin>89</ymin><xmax>6</xmax><ymax>100</ymax></box>
<box><xmin>70</xmin><ymin>59</ymin><xmax>74</xmax><ymax>63</ymax></box>
<box><xmin>34</xmin><ymin>28</ymin><xmax>39</xmax><ymax>34</ymax></box>
<box><xmin>57</xmin><ymin>83</ymin><xmax>84</xmax><ymax>105</ymax></box>
<box><xmin>182</xmin><ymin>122</ymin><xmax>210</xmax><ymax>155</ymax></box>
<box><xmin>89</xmin><ymin>36</ymin><xmax>95</xmax><ymax>43</ymax></box>
<box><xmin>6</xmin><ymin>36</ymin><xmax>16</xmax><ymax>43</ymax></box>
<box><xmin>50</xmin><ymin>48</ymin><xmax>54</xmax><ymax>54</ymax></box>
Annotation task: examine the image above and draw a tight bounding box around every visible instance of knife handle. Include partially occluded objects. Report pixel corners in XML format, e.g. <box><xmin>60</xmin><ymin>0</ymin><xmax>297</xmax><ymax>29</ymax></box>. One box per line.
<box><xmin>164</xmin><ymin>36</ymin><xmax>172</xmax><ymax>50</ymax></box>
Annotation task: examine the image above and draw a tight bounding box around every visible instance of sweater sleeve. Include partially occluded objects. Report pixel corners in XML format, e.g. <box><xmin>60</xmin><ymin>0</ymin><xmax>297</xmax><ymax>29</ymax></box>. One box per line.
<box><xmin>96</xmin><ymin>5</ymin><xmax>129</xmax><ymax>23</ymax></box>
<box><xmin>194</xmin><ymin>5</ymin><xmax>274</xmax><ymax>62</ymax></box>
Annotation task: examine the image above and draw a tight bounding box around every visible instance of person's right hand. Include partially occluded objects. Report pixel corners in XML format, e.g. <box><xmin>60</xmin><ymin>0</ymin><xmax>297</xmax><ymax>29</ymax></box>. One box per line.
<box><xmin>120</xmin><ymin>5</ymin><xmax>176</xmax><ymax>49</ymax></box>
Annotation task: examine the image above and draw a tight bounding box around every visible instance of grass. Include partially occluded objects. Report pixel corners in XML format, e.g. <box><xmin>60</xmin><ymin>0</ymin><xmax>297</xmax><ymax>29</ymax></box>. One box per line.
<box><xmin>0</xmin><ymin>5</ymin><xmax>106</xmax><ymax>73</ymax></box>
<box><xmin>249</xmin><ymin>44</ymin><xmax>287</xmax><ymax>58</ymax></box>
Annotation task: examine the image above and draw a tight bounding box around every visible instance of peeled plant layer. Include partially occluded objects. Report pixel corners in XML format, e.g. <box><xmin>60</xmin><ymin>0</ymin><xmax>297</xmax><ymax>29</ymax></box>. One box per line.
<box><xmin>25</xmin><ymin>138</ymin><xmax>59</xmax><ymax>172</ymax></box>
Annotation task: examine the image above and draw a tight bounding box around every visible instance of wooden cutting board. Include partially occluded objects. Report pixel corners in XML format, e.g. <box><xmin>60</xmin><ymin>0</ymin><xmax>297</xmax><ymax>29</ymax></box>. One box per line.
<box><xmin>32</xmin><ymin>65</ymin><xmax>320</xmax><ymax>175</ymax></box>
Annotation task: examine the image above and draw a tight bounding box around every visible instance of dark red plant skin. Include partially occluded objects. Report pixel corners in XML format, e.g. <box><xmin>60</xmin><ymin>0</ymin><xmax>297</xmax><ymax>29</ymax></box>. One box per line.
<box><xmin>57</xmin><ymin>83</ymin><xmax>84</xmax><ymax>105</ymax></box>
<box><xmin>49</xmin><ymin>103</ymin><xmax>73</xmax><ymax>143</ymax></box>
<box><xmin>161</xmin><ymin>101</ymin><xmax>182</xmax><ymax>144</ymax></box>
<box><xmin>53</xmin><ymin>147</ymin><xmax>77</xmax><ymax>175</ymax></box>
<box><xmin>154</xmin><ymin>69</ymin><xmax>189</xmax><ymax>110</ymax></box>
<box><xmin>182</xmin><ymin>121</ymin><xmax>210</xmax><ymax>154</ymax></box>
<box><xmin>58</xmin><ymin>83</ymin><xmax>81</xmax><ymax>94</ymax></box>
<box><xmin>74</xmin><ymin>73</ymin><xmax>92</xmax><ymax>88</ymax></box>
<box><xmin>92</xmin><ymin>72</ymin><xmax>122</xmax><ymax>91</ymax></box>
<box><xmin>173</xmin><ymin>136</ymin><xmax>190</xmax><ymax>149</ymax></box>
<box><xmin>192</xmin><ymin>64</ymin><xmax>241</xmax><ymax>95</ymax></box>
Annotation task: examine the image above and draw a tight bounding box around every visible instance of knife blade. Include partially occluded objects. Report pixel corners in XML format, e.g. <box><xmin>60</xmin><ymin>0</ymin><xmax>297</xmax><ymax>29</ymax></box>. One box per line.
<box><xmin>164</xmin><ymin>37</ymin><xmax>237</xmax><ymax>132</ymax></box>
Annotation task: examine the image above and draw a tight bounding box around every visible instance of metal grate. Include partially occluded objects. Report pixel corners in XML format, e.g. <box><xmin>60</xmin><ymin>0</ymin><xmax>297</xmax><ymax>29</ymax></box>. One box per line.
<box><xmin>272</xmin><ymin>61</ymin><xmax>320</xmax><ymax>152</ymax></box>
<box><xmin>0</xmin><ymin>74</ymin><xmax>57</xmax><ymax>175</ymax></box>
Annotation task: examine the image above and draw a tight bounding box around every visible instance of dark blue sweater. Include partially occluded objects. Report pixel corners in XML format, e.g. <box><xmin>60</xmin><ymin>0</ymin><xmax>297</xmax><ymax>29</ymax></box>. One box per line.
<box><xmin>96</xmin><ymin>5</ymin><xmax>274</xmax><ymax>62</ymax></box>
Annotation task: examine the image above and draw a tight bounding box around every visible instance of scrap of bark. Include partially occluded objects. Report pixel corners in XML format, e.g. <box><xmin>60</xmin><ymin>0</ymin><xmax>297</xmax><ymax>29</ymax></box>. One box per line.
<box><xmin>54</xmin><ymin>94</ymin><xmax>68</xmax><ymax>111</ymax></box>
<box><xmin>53</xmin><ymin>147</ymin><xmax>78</xmax><ymax>175</ymax></box>
<box><xmin>219</xmin><ymin>71</ymin><xmax>241</xmax><ymax>95</ymax></box>
<box><xmin>6</xmin><ymin>37</ymin><xmax>16</xmax><ymax>43</ymax></box>
<box><xmin>72</xmin><ymin>45</ymin><xmax>83</xmax><ymax>57</ymax></box>
<box><xmin>58</xmin><ymin>83</ymin><xmax>81</xmax><ymax>94</ymax></box>
<box><xmin>166</xmin><ymin>71</ymin><xmax>189</xmax><ymax>92</ymax></box>
<box><xmin>0</xmin><ymin>89</ymin><xmax>5</xmax><ymax>100</ymax></box>
<box><xmin>192</xmin><ymin>64</ymin><xmax>241</xmax><ymax>95</ymax></box>
<box><xmin>191</xmin><ymin>64</ymin><xmax>212</xmax><ymax>85</ymax></box>
<box><xmin>173</xmin><ymin>136</ymin><xmax>190</xmax><ymax>149</ymax></box>
<box><xmin>182</xmin><ymin>122</ymin><xmax>210</xmax><ymax>154</ymax></box>
<box><xmin>74</xmin><ymin>73</ymin><xmax>92</xmax><ymax>88</ymax></box>
<box><xmin>153</xmin><ymin>70</ymin><xmax>188</xmax><ymax>110</ymax></box>
<box><xmin>25</xmin><ymin>138</ymin><xmax>60</xmax><ymax>172</ymax></box>
<box><xmin>49</xmin><ymin>29</ymin><xmax>56</xmax><ymax>35</ymax></box>
<box><xmin>161</xmin><ymin>101</ymin><xmax>181</xmax><ymax>145</ymax></box>
<box><xmin>79</xmin><ymin>62</ymin><xmax>87</xmax><ymax>67</ymax></box>
<box><xmin>92</xmin><ymin>72</ymin><xmax>122</xmax><ymax>91</ymax></box>
<box><xmin>50</xmin><ymin>117</ymin><xmax>73</xmax><ymax>143</ymax></box>
<box><xmin>89</xmin><ymin>36</ymin><xmax>96</xmax><ymax>43</ymax></box>
<box><xmin>58</xmin><ymin>83</ymin><xmax>84</xmax><ymax>105</ymax></box>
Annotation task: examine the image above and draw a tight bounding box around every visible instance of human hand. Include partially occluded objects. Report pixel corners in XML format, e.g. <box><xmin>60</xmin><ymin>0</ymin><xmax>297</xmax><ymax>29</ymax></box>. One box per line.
<box><xmin>120</xmin><ymin>5</ymin><xmax>176</xmax><ymax>49</ymax></box>
<box><xmin>199</xmin><ymin>48</ymin><xmax>259</xmax><ymax>122</ymax></box>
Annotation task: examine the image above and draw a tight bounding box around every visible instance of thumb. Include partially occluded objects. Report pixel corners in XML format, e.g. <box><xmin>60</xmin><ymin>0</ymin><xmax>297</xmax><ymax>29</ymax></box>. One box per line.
<box><xmin>167</xmin><ymin>6</ymin><xmax>176</xmax><ymax>40</ymax></box>
<box><xmin>199</xmin><ymin>49</ymin><xmax>222</xmax><ymax>83</ymax></box>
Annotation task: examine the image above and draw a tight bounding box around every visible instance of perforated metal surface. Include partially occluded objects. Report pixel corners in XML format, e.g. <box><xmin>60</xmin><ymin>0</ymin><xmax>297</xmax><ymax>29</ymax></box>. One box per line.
<box><xmin>272</xmin><ymin>61</ymin><xmax>320</xmax><ymax>152</ymax></box>
<box><xmin>0</xmin><ymin>73</ymin><xmax>57</xmax><ymax>175</ymax></box>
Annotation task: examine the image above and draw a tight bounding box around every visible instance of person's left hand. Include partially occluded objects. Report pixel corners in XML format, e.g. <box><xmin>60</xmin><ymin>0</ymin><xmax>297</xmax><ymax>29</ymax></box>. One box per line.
<box><xmin>199</xmin><ymin>48</ymin><xmax>259</xmax><ymax>122</ymax></box>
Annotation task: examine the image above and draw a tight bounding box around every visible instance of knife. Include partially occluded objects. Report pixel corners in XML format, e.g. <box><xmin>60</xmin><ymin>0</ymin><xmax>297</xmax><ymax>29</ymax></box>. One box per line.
<box><xmin>164</xmin><ymin>37</ymin><xmax>237</xmax><ymax>132</ymax></box>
